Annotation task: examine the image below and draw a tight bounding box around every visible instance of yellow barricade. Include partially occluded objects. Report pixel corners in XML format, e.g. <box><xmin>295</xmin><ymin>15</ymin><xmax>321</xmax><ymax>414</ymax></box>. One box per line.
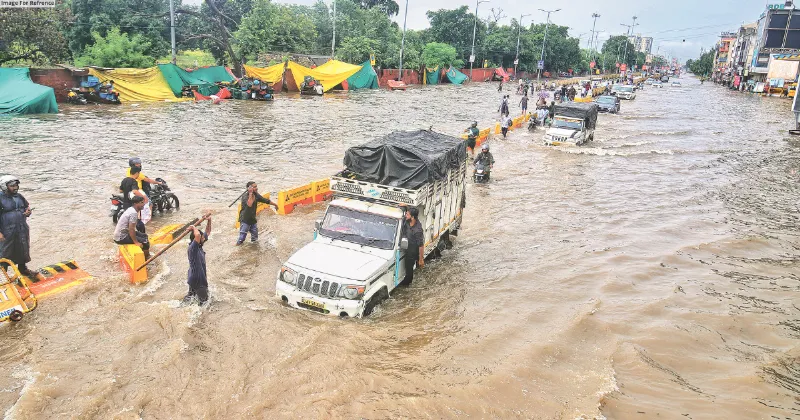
<box><xmin>311</xmin><ymin>178</ymin><xmax>332</xmax><ymax>203</ymax></box>
<box><xmin>23</xmin><ymin>260</ymin><xmax>91</xmax><ymax>299</ymax></box>
<box><xmin>277</xmin><ymin>183</ymin><xmax>314</xmax><ymax>215</ymax></box>
<box><xmin>118</xmin><ymin>245</ymin><xmax>147</xmax><ymax>284</ymax></box>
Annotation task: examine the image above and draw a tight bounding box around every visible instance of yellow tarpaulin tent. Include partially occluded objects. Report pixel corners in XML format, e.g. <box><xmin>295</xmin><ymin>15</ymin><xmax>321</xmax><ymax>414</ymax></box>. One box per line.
<box><xmin>287</xmin><ymin>60</ymin><xmax>362</xmax><ymax>92</ymax></box>
<box><xmin>243</xmin><ymin>63</ymin><xmax>286</xmax><ymax>84</ymax></box>
<box><xmin>88</xmin><ymin>67</ymin><xmax>190</xmax><ymax>103</ymax></box>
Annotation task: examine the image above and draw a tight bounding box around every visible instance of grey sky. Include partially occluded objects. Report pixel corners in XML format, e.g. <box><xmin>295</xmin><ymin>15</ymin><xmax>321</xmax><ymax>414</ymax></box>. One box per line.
<box><xmin>187</xmin><ymin>0</ymin><xmax>769</xmax><ymax>61</ymax></box>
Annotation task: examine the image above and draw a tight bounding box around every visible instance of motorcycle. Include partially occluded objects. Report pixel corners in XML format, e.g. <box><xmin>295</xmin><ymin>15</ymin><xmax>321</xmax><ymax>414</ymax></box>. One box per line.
<box><xmin>109</xmin><ymin>194</ymin><xmax>126</xmax><ymax>223</ymax></box>
<box><xmin>67</xmin><ymin>88</ymin><xmax>87</xmax><ymax>105</ymax></box>
<box><xmin>528</xmin><ymin>116</ymin><xmax>540</xmax><ymax>132</ymax></box>
<box><xmin>148</xmin><ymin>178</ymin><xmax>180</xmax><ymax>212</ymax></box>
<box><xmin>473</xmin><ymin>162</ymin><xmax>490</xmax><ymax>183</ymax></box>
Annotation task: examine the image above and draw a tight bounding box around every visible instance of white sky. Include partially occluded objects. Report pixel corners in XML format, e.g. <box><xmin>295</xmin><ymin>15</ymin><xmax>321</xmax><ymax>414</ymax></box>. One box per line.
<box><xmin>186</xmin><ymin>0</ymin><xmax>770</xmax><ymax>61</ymax></box>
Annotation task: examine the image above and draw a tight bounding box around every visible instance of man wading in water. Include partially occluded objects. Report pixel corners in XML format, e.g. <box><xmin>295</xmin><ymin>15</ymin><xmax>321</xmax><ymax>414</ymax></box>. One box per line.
<box><xmin>184</xmin><ymin>213</ymin><xmax>212</xmax><ymax>305</ymax></box>
<box><xmin>0</xmin><ymin>176</ymin><xmax>34</xmax><ymax>276</ymax></box>
<box><xmin>236</xmin><ymin>181</ymin><xmax>277</xmax><ymax>245</ymax></box>
<box><xmin>400</xmin><ymin>207</ymin><xmax>424</xmax><ymax>287</ymax></box>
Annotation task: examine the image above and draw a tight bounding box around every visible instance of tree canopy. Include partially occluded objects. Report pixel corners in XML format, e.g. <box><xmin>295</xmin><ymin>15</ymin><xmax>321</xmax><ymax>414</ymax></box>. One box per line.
<box><xmin>421</xmin><ymin>42</ymin><xmax>461</xmax><ymax>68</ymax></box>
<box><xmin>74</xmin><ymin>27</ymin><xmax>156</xmax><ymax>68</ymax></box>
<box><xmin>0</xmin><ymin>7</ymin><xmax>71</xmax><ymax>66</ymax></box>
<box><xmin>688</xmin><ymin>49</ymin><xmax>714</xmax><ymax>76</ymax></box>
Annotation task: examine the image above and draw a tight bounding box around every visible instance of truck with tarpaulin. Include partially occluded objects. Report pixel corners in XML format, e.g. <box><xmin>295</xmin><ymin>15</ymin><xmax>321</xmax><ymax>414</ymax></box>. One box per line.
<box><xmin>275</xmin><ymin>130</ymin><xmax>467</xmax><ymax>318</ymax></box>
<box><xmin>544</xmin><ymin>102</ymin><xmax>599</xmax><ymax>147</ymax></box>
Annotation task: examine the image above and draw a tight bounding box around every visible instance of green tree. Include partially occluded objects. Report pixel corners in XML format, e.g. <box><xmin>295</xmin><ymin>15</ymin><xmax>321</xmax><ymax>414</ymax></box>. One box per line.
<box><xmin>74</xmin><ymin>27</ymin><xmax>155</xmax><ymax>68</ymax></box>
<box><xmin>0</xmin><ymin>7</ymin><xmax>71</xmax><ymax>65</ymax></box>
<box><xmin>688</xmin><ymin>49</ymin><xmax>714</xmax><ymax>76</ymax></box>
<box><xmin>357</xmin><ymin>0</ymin><xmax>399</xmax><ymax>16</ymax></box>
<box><xmin>337</xmin><ymin>36</ymin><xmax>378</xmax><ymax>63</ymax></box>
<box><xmin>601</xmin><ymin>35</ymin><xmax>637</xmax><ymax>67</ymax></box>
<box><xmin>235</xmin><ymin>0</ymin><xmax>317</xmax><ymax>58</ymax></box>
<box><xmin>426</xmin><ymin>6</ymin><xmax>484</xmax><ymax>63</ymax></box>
<box><xmin>421</xmin><ymin>42</ymin><xmax>461</xmax><ymax>68</ymax></box>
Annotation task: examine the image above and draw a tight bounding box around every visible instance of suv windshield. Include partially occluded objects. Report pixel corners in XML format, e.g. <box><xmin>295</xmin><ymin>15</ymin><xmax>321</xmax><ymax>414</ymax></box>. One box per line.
<box><xmin>319</xmin><ymin>206</ymin><xmax>399</xmax><ymax>250</ymax></box>
<box><xmin>553</xmin><ymin>118</ymin><xmax>583</xmax><ymax>130</ymax></box>
<box><xmin>613</xmin><ymin>86</ymin><xmax>633</xmax><ymax>93</ymax></box>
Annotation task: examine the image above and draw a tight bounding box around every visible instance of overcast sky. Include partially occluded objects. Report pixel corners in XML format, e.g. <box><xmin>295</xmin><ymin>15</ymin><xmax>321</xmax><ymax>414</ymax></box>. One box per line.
<box><xmin>188</xmin><ymin>0</ymin><xmax>770</xmax><ymax>60</ymax></box>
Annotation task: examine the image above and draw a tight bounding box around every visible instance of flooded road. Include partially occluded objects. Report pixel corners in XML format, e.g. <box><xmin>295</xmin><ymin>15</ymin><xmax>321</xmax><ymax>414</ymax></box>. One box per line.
<box><xmin>1</xmin><ymin>78</ymin><xmax>798</xmax><ymax>419</ymax></box>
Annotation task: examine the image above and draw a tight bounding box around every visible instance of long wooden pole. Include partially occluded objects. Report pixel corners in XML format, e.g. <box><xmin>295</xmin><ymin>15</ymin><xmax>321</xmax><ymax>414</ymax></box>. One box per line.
<box><xmin>136</xmin><ymin>215</ymin><xmax>209</xmax><ymax>271</ymax></box>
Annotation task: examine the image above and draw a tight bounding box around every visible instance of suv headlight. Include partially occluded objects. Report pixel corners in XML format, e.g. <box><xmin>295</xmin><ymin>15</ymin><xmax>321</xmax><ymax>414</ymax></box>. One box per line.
<box><xmin>339</xmin><ymin>285</ymin><xmax>366</xmax><ymax>300</ymax></box>
<box><xmin>280</xmin><ymin>267</ymin><xmax>297</xmax><ymax>285</ymax></box>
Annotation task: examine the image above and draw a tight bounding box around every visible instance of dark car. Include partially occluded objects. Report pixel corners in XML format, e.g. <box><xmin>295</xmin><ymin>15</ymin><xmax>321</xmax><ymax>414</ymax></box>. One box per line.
<box><xmin>595</xmin><ymin>95</ymin><xmax>620</xmax><ymax>113</ymax></box>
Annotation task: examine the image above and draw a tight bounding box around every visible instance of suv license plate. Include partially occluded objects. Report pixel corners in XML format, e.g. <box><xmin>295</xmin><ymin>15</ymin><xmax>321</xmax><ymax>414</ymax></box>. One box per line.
<box><xmin>301</xmin><ymin>298</ymin><xmax>325</xmax><ymax>310</ymax></box>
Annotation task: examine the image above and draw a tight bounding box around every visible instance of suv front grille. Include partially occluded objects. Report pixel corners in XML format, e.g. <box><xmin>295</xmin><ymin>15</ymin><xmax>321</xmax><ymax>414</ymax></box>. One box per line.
<box><xmin>296</xmin><ymin>273</ymin><xmax>339</xmax><ymax>299</ymax></box>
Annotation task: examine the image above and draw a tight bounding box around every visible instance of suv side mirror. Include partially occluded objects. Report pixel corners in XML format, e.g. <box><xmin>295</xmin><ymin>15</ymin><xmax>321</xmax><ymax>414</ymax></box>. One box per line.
<box><xmin>400</xmin><ymin>238</ymin><xmax>409</xmax><ymax>250</ymax></box>
<box><xmin>314</xmin><ymin>219</ymin><xmax>322</xmax><ymax>231</ymax></box>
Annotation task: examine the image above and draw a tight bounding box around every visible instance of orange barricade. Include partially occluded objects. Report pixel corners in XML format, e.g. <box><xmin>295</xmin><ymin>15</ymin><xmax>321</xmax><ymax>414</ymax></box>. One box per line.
<box><xmin>277</xmin><ymin>183</ymin><xmax>314</xmax><ymax>215</ymax></box>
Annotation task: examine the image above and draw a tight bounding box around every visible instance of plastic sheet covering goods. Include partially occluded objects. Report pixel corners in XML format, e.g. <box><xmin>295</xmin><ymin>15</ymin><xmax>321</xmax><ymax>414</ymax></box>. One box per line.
<box><xmin>87</xmin><ymin>67</ymin><xmax>191</xmax><ymax>102</ymax></box>
<box><xmin>243</xmin><ymin>63</ymin><xmax>286</xmax><ymax>84</ymax></box>
<box><xmin>287</xmin><ymin>60</ymin><xmax>362</xmax><ymax>92</ymax></box>
<box><xmin>0</xmin><ymin>68</ymin><xmax>58</xmax><ymax>115</ymax></box>
<box><xmin>343</xmin><ymin>130</ymin><xmax>466</xmax><ymax>189</ymax></box>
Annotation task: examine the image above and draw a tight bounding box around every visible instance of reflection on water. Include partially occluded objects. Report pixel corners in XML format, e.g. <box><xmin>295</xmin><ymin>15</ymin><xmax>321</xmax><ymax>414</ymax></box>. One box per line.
<box><xmin>0</xmin><ymin>80</ymin><xmax>798</xmax><ymax>418</ymax></box>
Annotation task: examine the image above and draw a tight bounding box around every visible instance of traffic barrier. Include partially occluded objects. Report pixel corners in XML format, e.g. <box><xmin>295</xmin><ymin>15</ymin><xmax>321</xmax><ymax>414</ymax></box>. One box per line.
<box><xmin>311</xmin><ymin>178</ymin><xmax>332</xmax><ymax>203</ymax></box>
<box><xmin>150</xmin><ymin>223</ymin><xmax>185</xmax><ymax>245</ymax></box>
<box><xmin>22</xmin><ymin>260</ymin><xmax>92</xmax><ymax>298</ymax></box>
<box><xmin>277</xmin><ymin>183</ymin><xmax>314</xmax><ymax>215</ymax></box>
<box><xmin>119</xmin><ymin>245</ymin><xmax>147</xmax><ymax>284</ymax></box>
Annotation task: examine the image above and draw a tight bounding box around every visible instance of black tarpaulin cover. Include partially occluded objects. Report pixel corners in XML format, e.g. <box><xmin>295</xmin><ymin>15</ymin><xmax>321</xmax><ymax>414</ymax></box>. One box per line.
<box><xmin>343</xmin><ymin>130</ymin><xmax>466</xmax><ymax>189</ymax></box>
<box><xmin>554</xmin><ymin>102</ymin><xmax>599</xmax><ymax>129</ymax></box>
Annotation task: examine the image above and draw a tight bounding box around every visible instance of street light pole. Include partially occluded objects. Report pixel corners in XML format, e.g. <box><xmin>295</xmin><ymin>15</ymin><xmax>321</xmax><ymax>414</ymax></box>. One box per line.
<box><xmin>469</xmin><ymin>0</ymin><xmax>489</xmax><ymax>81</ymax></box>
<box><xmin>589</xmin><ymin>13</ymin><xmax>600</xmax><ymax>61</ymax></box>
<box><xmin>169</xmin><ymin>0</ymin><xmax>176</xmax><ymax>64</ymax></box>
<box><xmin>331</xmin><ymin>0</ymin><xmax>337</xmax><ymax>58</ymax></box>
<box><xmin>537</xmin><ymin>8</ymin><xmax>560</xmax><ymax>83</ymax></box>
<box><xmin>398</xmin><ymin>0</ymin><xmax>409</xmax><ymax>80</ymax></box>
<box><xmin>514</xmin><ymin>13</ymin><xmax>531</xmax><ymax>79</ymax></box>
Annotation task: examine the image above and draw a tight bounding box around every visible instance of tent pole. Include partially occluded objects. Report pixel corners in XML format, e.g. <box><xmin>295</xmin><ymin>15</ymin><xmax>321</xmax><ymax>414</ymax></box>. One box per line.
<box><xmin>169</xmin><ymin>0</ymin><xmax>176</xmax><ymax>64</ymax></box>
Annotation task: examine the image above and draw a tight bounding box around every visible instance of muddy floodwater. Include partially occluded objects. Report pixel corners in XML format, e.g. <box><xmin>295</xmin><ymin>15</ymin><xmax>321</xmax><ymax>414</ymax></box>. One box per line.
<box><xmin>0</xmin><ymin>79</ymin><xmax>798</xmax><ymax>419</ymax></box>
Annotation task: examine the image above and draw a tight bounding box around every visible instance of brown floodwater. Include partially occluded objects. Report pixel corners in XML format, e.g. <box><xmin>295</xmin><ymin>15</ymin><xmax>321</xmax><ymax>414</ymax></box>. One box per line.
<box><xmin>0</xmin><ymin>79</ymin><xmax>798</xmax><ymax>419</ymax></box>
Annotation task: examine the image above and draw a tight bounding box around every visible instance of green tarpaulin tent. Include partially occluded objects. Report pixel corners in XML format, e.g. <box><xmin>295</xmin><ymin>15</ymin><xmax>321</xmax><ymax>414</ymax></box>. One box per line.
<box><xmin>0</xmin><ymin>68</ymin><xmax>58</xmax><ymax>115</ymax></box>
<box><xmin>346</xmin><ymin>61</ymin><xmax>378</xmax><ymax>89</ymax></box>
<box><xmin>157</xmin><ymin>64</ymin><xmax>236</xmax><ymax>97</ymax></box>
<box><xmin>425</xmin><ymin>67</ymin><xmax>441</xmax><ymax>85</ymax></box>
<box><xmin>445</xmin><ymin>67</ymin><xmax>468</xmax><ymax>84</ymax></box>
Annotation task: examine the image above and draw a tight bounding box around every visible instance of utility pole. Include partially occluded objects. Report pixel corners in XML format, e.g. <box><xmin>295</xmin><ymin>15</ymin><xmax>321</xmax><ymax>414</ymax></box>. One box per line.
<box><xmin>537</xmin><ymin>8</ymin><xmax>560</xmax><ymax>83</ymax></box>
<box><xmin>398</xmin><ymin>0</ymin><xmax>409</xmax><ymax>80</ymax></box>
<box><xmin>169</xmin><ymin>0</ymin><xmax>176</xmax><ymax>64</ymax></box>
<box><xmin>331</xmin><ymin>0</ymin><xmax>337</xmax><ymax>58</ymax></box>
<box><xmin>469</xmin><ymin>0</ymin><xmax>489</xmax><ymax>80</ymax></box>
<box><xmin>589</xmin><ymin>13</ymin><xmax>600</xmax><ymax>60</ymax></box>
<box><xmin>514</xmin><ymin>13</ymin><xmax>531</xmax><ymax>79</ymax></box>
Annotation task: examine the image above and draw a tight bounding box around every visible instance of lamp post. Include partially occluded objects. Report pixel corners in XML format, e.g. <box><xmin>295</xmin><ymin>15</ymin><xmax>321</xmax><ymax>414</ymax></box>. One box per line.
<box><xmin>537</xmin><ymin>8</ymin><xmax>560</xmax><ymax>83</ymax></box>
<box><xmin>514</xmin><ymin>13</ymin><xmax>531</xmax><ymax>78</ymax></box>
<box><xmin>331</xmin><ymin>0</ymin><xmax>337</xmax><ymax>58</ymax></box>
<box><xmin>589</xmin><ymin>13</ymin><xmax>600</xmax><ymax>56</ymax></box>
<box><xmin>398</xmin><ymin>0</ymin><xmax>409</xmax><ymax>80</ymax></box>
<box><xmin>469</xmin><ymin>0</ymin><xmax>489</xmax><ymax>80</ymax></box>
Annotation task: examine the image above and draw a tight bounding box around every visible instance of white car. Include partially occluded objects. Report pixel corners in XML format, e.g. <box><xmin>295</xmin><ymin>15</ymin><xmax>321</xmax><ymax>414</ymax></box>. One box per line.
<box><xmin>671</xmin><ymin>81</ymin><xmax>681</xmax><ymax>87</ymax></box>
<box><xmin>611</xmin><ymin>85</ymin><xmax>637</xmax><ymax>99</ymax></box>
<box><xmin>652</xmin><ymin>81</ymin><xmax>664</xmax><ymax>88</ymax></box>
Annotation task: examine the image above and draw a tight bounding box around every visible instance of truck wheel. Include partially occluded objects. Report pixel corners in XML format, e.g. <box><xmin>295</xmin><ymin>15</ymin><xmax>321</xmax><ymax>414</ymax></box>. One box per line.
<box><xmin>363</xmin><ymin>287</ymin><xmax>388</xmax><ymax>317</ymax></box>
<box><xmin>442</xmin><ymin>232</ymin><xmax>453</xmax><ymax>249</ymax></box>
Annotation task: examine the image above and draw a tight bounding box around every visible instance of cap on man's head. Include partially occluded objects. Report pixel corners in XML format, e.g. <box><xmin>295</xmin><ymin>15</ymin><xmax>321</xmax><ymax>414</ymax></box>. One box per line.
<box><xmin>131</xmin><ymin>195</ymin><xmax>145</xmax><ymax>204</ymax></box>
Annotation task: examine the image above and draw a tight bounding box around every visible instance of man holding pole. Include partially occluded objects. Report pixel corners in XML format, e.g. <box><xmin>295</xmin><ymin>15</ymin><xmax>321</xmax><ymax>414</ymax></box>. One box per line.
<box><xmin>236</xmin><ymin>181</ymin><xmax>277</xmax><ymax>245</ymax></box>
<box><xmin>184</xmin><ymin>212</ymin><xmax>212</xmax><ymax>305</ymax></box>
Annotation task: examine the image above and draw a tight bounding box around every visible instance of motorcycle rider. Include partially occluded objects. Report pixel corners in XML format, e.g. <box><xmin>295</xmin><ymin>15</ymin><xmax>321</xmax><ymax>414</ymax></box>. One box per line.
<box><xmin>473</xmin><ymin>144</ymin><xmax>495</xmax><ymax>181</ymax></box>
<box><xmin>126</xmin><ymin>157</ymin><xmax>163</xmax><ymax>223</ymax></box>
